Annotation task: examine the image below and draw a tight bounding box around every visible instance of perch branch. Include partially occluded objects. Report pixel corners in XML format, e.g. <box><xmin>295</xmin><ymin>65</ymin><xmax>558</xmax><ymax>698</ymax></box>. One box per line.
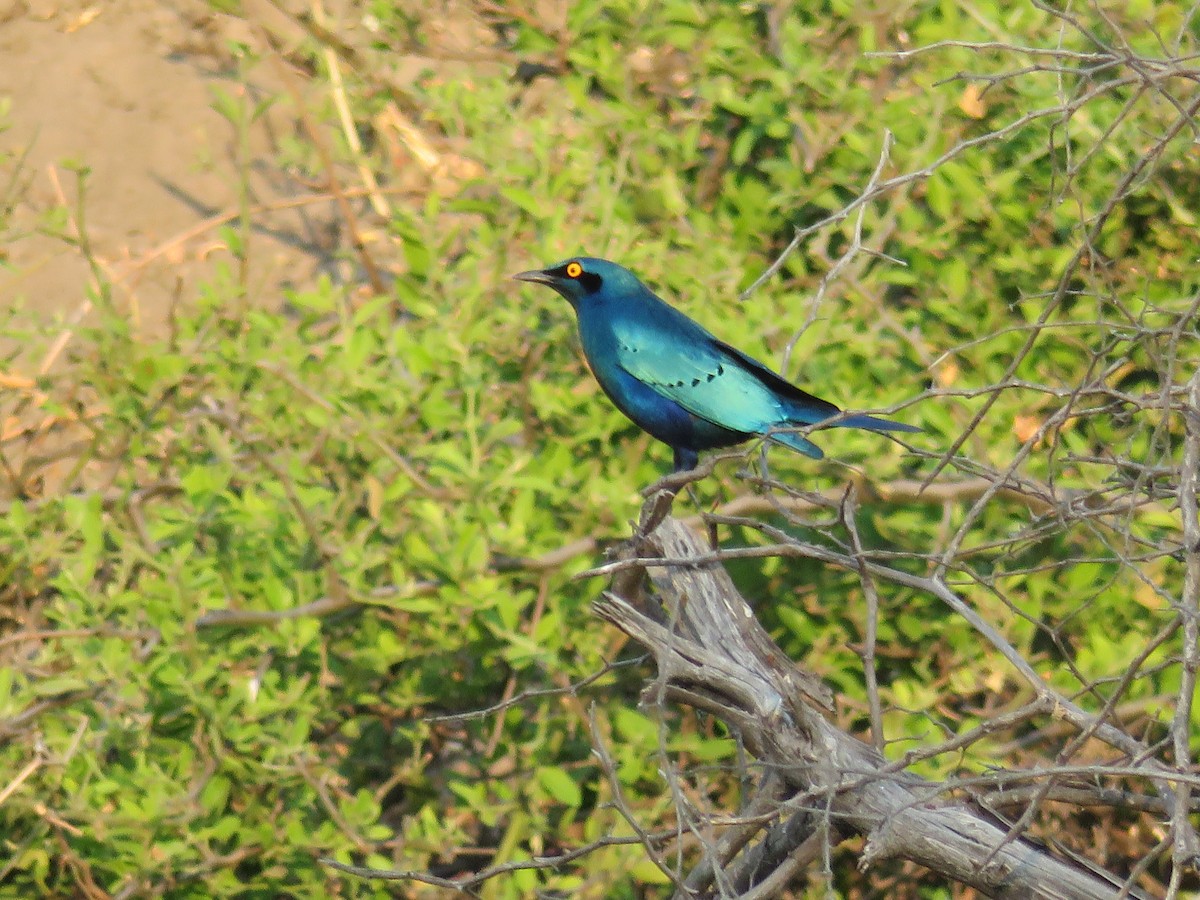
<box><xmin>594</xmin><ymin>512</ymin><xmax>1147</xmax><ymax>898</ymax></box>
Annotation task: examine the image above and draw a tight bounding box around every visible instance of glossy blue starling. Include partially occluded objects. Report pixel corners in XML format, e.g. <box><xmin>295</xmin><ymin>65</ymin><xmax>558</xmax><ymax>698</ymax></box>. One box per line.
<box><xmin>514</xmin><ymin>257</ymin><xmax>919</xmax><ymax>473</ymax></box>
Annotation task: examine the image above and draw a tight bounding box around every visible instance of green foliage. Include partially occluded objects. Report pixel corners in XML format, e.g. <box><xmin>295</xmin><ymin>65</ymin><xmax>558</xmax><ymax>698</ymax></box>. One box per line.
<box><xmin>1</xmin><ymin>0</ymin><xmax>1197</xmax><ymax>896</ymax></box>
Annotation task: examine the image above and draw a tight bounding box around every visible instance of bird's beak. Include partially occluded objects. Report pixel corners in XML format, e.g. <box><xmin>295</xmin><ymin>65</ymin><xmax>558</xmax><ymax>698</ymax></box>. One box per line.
<box><xmin>512</xmin><ymin>269</ymin><xmax>555</xmax><ymax>285</ymax></box>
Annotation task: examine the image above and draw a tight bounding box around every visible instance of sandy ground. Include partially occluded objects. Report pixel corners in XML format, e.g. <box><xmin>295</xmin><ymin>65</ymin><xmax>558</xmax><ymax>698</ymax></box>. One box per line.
<box><xmin>0</xmin><ymin>0</ymin><xmax>371</xmax><ymax>499</ymax></box>
<box><xmin>0</xmin><ymin>1</ymin><xmax>338</xmax><ymax>353</ymax></box>
<box><xmin>0</xmin><ymin>1</ymin><xmax>492</xmax><ymax>498</ymax></box>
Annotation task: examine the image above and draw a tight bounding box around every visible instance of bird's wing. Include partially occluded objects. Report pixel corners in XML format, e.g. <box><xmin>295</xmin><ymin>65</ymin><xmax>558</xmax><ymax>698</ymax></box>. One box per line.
<box><xmin>610</xmin><ymin>314</ymin><xmax>837</xmax><ymax>434</ymax></box>
<box><xmin>717</xmin><ymin>338</ymin><xmax>919</xmax><ymax>433</ymax></box>
<box><xmin>710</xmin><ymin>338</ymin><xmax>842</xmax><ymax>423</ymax></box>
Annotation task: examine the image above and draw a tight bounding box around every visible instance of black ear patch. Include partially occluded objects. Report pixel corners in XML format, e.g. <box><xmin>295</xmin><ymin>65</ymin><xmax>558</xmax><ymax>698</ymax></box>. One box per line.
<box><xmin>577</xmin><ymin>271</ymin><xmax>602</xmax><ymax>293</ymax></box>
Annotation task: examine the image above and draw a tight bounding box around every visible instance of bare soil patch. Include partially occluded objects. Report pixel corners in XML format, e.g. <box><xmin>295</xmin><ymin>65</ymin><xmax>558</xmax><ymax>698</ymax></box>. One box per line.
<box><xmin>0</xmin><ymin>1</ymin><xmax>332</xmax><ymax>346</ymax></box>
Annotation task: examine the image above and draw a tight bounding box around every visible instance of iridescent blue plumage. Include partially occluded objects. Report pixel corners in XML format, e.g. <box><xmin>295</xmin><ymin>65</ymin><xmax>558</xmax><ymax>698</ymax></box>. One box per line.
<box><xmin>514</xmin><ymin>257</ymin><xmax>919</xmax><ymax>473</ymax></box>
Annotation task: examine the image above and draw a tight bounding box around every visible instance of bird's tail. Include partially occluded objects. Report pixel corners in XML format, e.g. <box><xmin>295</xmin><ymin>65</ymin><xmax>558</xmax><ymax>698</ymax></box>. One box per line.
<box><xmin>833</xmin><ymin>413</ymin><xmax>922</xmax><ymax>434</ymax></box>
<box><xmin>766</xmin><ymin>430</ymin><xmax>825</xmax><ymax>459</ymax></box>
<box><xmin>768</xmin><ymin>413</ymin><xmax>919</xmax><ymax>460</ymax></box>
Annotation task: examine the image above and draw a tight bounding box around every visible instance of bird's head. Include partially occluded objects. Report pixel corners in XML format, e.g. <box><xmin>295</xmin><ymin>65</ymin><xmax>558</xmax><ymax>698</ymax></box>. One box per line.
<box><xmin>512</xmin><ymin>257</ymin><xmax>640</xmax><ymax>308</ymax></box>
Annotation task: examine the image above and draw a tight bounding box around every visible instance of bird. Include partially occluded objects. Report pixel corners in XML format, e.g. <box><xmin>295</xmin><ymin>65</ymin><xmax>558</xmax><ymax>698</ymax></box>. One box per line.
<box><xmin>513</xmin><ymin>256</ymin><xmax>920</xmax><ymax>473</ymax></box>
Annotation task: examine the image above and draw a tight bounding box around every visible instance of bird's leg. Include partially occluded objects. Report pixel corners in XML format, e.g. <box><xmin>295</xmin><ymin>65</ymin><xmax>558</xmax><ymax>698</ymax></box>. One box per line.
<box><xmin>672</xmin><ymin>446</ymin><xmax>700</xmax><ymax>474</ymax></box>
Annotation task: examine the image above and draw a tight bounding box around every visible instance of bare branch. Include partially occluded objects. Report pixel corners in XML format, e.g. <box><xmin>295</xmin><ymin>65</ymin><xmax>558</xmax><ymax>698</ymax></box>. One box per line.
<box><xmin>595</xmin><ymin>514</ymin><xmax>1143</xmax><ymax>898</ymax></box>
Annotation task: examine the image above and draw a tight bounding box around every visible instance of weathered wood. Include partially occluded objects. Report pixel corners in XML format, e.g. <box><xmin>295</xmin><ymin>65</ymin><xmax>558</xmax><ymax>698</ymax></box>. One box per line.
<box><xmin>593</xmin><ymin>514</ymin><xmax>1142</xmax><ymax>900</ymax></box>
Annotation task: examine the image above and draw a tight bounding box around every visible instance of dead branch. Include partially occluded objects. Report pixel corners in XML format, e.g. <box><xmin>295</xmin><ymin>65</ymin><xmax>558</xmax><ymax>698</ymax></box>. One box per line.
<box><xmin>594</xmin><ymin>511</ymin><xmax>1149</xmax><ymax>899</ymax></box>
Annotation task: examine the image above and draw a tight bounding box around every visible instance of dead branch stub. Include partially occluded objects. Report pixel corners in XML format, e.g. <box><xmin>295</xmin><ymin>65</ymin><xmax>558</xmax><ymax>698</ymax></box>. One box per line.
<box><xmin>594</xmin><ymin>513</ymin><xmax>1143</xmax><ymax>899</ymax></box>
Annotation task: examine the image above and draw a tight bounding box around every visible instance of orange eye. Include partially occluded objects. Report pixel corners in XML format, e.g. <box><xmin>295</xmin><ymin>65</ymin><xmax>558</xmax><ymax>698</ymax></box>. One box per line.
<box><xmin>566</xmin><ymin>261</ymin><xmax>583</xmax><ymax>278</ymax></box>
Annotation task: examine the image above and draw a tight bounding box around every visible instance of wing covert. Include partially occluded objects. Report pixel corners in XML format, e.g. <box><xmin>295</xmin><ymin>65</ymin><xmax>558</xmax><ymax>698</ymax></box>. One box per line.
<box><xmin>610</xmin><ymin>315</ymin><xmax>786</xmax><ymax>435</ymax></box>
